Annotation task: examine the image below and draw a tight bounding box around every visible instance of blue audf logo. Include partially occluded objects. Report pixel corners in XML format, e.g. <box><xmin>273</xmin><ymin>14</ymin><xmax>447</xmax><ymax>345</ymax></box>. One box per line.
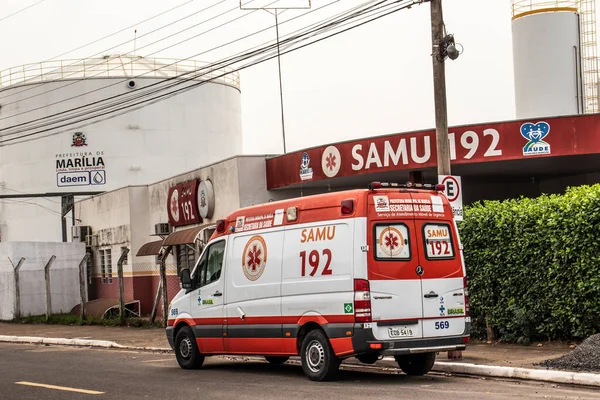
<box><xmin>299</xmin><ymin>152</ymin><xmax>313</xmax><ymax>180</ymax></box>
<box><xmin>301</xmin><ymin>152</ymin><xmax>310</xmax><ymax>169</ymax></box>
<box><xmin>521</xmin><ymin>121</ymin><xmax>551</xmax><ymax>156</ymax></box>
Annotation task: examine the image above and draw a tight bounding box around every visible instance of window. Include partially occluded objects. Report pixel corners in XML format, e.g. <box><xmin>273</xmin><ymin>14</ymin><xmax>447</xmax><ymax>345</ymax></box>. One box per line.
<box><xmin>192</xmin><ymin>241</ymin><xmax>225</xmax><ymax>289</ymax></box>
<box><xmin>374</xmin><ymin>224</ymin><xmax>411</xmax><ymax>260</ymax></box>
<box><xmin>176</xmin><ymin>244</ymin><xmax>196</xmax><ymax>276</ymax></box>
<box><xmin>423</xmin><ymin>223</ymin><xmax>455</xmax><ymax>260</ymax></box>
<box><xmin>100</xmin><ymin>249</ymin><xmax>112</xmax><ymax>284</ymax></box>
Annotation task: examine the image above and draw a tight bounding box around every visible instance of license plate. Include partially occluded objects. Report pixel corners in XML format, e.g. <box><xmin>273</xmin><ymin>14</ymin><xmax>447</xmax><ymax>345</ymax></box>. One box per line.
<box><xmin>388</xmin><ymin>327</ymin><xmax>414</xmax><ymax>338</ymax></box>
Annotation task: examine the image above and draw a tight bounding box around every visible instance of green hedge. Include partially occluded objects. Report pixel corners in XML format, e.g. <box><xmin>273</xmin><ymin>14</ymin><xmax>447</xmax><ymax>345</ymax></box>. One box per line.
<box><xmin>460</xmin><ymin>185</ymin><xmax>600</xmax><ymax>342</ymax></box>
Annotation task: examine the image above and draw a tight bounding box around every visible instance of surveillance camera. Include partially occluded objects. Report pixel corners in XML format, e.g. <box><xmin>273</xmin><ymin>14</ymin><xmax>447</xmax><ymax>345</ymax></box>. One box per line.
<box><xmin>447</xmin><ymin>44</ymin><xmax>459</xmax><ymax>60</ymax></box>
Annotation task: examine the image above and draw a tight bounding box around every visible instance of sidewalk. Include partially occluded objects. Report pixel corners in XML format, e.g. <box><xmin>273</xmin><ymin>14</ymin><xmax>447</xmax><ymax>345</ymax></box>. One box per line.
<box><xmin>0</xmin><ymin>322</ymin><xmax>170</xmax><ymax>349</ymax></box>
<box><xmin>0</xmin><ymin>322</ymin><xmax>572</xmax><ymax>369</ymax></box>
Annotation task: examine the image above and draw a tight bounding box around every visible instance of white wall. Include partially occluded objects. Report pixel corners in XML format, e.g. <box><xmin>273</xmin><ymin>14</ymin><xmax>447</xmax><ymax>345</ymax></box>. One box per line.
<box><xmin>0</xmin><ymin>242</ymin><xmax>86</xmax><ymax>321</ymax></box>
<box><xmin>0</xmin><ymin>77</ymin><xmax>242</xmax><ymax>242</ymax></box>
<box><xmin>512</xmin><ymin>11</ymin><xmax>582</xmax><ymax>119</ymax></box>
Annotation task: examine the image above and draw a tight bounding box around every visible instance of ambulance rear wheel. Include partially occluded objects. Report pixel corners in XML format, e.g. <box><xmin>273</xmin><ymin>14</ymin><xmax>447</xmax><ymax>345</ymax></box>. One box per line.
<box><xmin>175</xmin><ymin>326</ymin><xmax>204</xmax><ymax>369</ymax></box>
<box><xmin>395</xmin><ymin>352</ymin><xmax>436</xmax><ymax>376</ymax></box>
<box><xmin>264</xmin><ymin>356</ymin><xmax>289</xmax><ymax>365</ymax></box>
<box><xmin>301</xmin><ymin>330</ymin><xmax>341</xmax><ymax>381</ymax></box>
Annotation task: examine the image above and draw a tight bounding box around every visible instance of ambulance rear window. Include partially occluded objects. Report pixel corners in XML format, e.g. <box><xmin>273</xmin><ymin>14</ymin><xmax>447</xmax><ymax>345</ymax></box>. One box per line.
<box><xmin>423</xmin><ymin>223</ymin><xmax>455</xmax><ymax>260</ymax></box>
<box><xmin>374</xmin><ymin>224</ymin><xmax>411</xmax><ymax>260</ymax></box>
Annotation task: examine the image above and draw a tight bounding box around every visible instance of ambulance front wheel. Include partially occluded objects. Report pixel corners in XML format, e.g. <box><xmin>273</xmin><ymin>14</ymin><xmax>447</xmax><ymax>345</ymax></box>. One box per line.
<box><xmin>300</xmin><ymin>330</ymin><xmax>341</xmax><ymax>381</ymax></box>
<box><xmin>175</xmin><ymin>326</ymin><xmax>205</xmax><ymax>369</ymax></box>
<box><xmin>394</xmin><ymin>352</ymin><xmax>436</xmax><ymax>376</ymax></box>
<box><xmin>265</xmin><ymin>356</ymin><xmax>289</xmax><ymax>365</ymax></box>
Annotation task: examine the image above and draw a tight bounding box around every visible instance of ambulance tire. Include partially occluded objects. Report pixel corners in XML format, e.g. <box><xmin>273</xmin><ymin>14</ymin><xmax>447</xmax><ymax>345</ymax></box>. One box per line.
<box><xmin>395</xmin><ymin>352</ymin><xmax>436</xmax><ymax>376</ymax></box>
<box><xmin>175</xmin><ymin>326</ymin><xmax>205</xmax><ymax>369</ymax></box>
<box><xmin>301</xmin><ymin>330</ymin><xmax>341</xmax><ymax>381</ymax></box>
<box><xmin>264</xmin><ymin>356</ymin><xmax>289</xmax><ymax>365</ymax></box>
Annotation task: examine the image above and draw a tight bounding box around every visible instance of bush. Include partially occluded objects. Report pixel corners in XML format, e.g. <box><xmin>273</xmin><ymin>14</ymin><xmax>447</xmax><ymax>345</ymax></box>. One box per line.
<box><xmin>460</xmin><ymin>185</ymin><xmax>600</xmax><ymax>342</ymax></box>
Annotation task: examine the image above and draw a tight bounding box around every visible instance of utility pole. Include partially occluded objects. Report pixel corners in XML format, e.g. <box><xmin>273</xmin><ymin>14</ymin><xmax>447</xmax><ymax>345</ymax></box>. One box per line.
<box><xmin>430</xmin><ymin>0</ymin><xmax>451</xmax><ymax>176</ymax></box>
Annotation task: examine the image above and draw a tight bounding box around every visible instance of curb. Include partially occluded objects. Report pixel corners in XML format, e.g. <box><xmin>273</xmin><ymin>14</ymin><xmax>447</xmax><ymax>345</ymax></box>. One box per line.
<box><xmin>0</xmin><ymin>335</ymin><xmax>125</xmax><ymax>349</ymax></box>
<box><xmin>433</xmin><ymin>361</ymin><xmax>600</xmax><ymax>387</ymax></box>
<box><xmin>2</xmin><ymin>335</ymin><xmax>599</xmax><ymax>387</ymax></box>
<box><xmin>0</xmin><ymin>335</ymin><xmax>174</xmax><ymax>352</ymax></box>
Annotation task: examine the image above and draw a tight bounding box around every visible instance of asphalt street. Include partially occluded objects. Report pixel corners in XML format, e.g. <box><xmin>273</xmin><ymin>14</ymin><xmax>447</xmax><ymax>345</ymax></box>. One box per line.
<box><xmin>0</xmin><ymin>343</ymin><xmax>598</xmax><ymax>400</ymax></box>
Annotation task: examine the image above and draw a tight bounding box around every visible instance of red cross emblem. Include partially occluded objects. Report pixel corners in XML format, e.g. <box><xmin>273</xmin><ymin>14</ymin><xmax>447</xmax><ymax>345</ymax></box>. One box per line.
<box><xmin>169</xmin><ymin>189</ymin><xmax>180</xmax><ymax>222</ymax></box>
<box><xmin>379</xmin><ymin>227</ymin><xmax>404</xmax><ymax>257</ymax></box>
<box><xmin>242</xmin><ymin>236</ymin><xmax>267</xmax><ymax>281</ymax></box>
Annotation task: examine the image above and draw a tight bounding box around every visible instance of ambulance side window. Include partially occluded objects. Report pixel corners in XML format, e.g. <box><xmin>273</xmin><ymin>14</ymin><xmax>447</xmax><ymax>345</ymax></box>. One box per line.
<box><xmin>193</xmin><ymin>240</ymin><xmax>225</xmax><ymax>288</ymax></box>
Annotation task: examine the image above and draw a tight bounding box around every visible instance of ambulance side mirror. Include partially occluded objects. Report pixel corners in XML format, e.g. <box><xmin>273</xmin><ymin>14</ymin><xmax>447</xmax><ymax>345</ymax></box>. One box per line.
<box><xmin>180</xmin><ymin>268</ymin><xmax>192</xmax><ymax>290</ymax></box>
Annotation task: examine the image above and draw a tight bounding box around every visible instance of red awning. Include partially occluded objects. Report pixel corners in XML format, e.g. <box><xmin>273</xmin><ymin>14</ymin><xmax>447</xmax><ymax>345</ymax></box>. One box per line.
<box><xmin>136</xmin><ymin>240</ymin><xmax>164</xmax><ymax>256</ymax></box>
<box><xmin>163</xmin><ymin>224</ymin><xmax>215</xmax><ymax>247</ymax></box>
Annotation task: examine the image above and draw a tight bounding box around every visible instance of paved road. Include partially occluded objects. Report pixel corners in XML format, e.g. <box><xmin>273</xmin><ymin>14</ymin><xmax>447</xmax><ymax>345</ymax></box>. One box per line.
<box><xmin>1</xmin><ymin>343</ymin><xmax>598</xmax><ymax>400</ymax></box>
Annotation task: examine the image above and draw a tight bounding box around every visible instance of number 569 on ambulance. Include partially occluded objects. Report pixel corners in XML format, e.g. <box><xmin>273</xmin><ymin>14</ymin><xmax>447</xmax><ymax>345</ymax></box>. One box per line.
<box><xmin>166</xmin><ymin>181</ymin><xmax>470</xmax><ymax>381</ymax></box>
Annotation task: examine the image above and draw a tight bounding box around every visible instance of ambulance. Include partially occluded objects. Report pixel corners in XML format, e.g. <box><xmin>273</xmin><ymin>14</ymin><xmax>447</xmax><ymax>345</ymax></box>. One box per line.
<box><xmin>167</xmin><ymin>182</ymin><xmax>470</xmax><ymax>381</ymax></box>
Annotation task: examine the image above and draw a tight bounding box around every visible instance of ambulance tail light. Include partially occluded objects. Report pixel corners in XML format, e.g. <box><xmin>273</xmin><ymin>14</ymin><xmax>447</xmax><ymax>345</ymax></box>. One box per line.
<box><xmin>463</xmin><ymin>276</ymin><xmax>470</xmax><ymax>316</ymax></box>
<box><xmin>216</xmin><ymin>219</ymin><xmax>226</xmax><ymax>233</ymax></box>
<box><xmin>341</xmin><ymin>200</ymin><xmax>354</xmax><ymax>215</ymax></box>
<box><xmin>435</xmin><ymin>184</ymin><xmax>445</xmax><ymax>192</ymax></box>
<box><xmin>354</xmin><ymin>279</ymin><xmax>372</xmax><ymax>323</ymax></box>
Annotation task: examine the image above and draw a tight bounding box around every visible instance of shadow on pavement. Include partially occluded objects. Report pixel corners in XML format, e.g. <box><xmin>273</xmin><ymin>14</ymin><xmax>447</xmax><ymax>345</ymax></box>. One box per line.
<box><xmin>198</xmin><ymin>360</ymin><xmax>443</xmax><ymax>385</ymax></box>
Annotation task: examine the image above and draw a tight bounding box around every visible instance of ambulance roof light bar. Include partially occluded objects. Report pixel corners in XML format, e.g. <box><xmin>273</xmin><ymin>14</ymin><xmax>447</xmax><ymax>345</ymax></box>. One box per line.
<box><xmin>369</xmin><ymin>181</ymin><xmax>445</xmax><ymax>192</ymax></box>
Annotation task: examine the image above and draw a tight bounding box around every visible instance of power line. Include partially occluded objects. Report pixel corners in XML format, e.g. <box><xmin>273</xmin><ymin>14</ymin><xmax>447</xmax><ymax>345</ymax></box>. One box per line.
<box><xmin>0</xmin><ymin>0</ymin><xmax>316</xmax><ymax>133</ymax></box>
<box><xmin>1</xmin><ymin>0</ymin><xmax>415</xmax><ymax>145</ymax></box>
<box><xmin>1</xmin><ymin>0</ymin><xmax>405</xmax><ymax>144</ymax></box>
<box><xmin>0</xmin><ymin>0</ymin><xmax>47</xmax><ymax>24</ymax></box>
<box><xmin>0</xmin><ymin>0</ymin><xmax>230</xmax><ymax>104</ymax></box>
<box><xmin>0</xmin><ymin>199</ymin><xmax>62</xmax><ymax>217</ymax></box>
<box><xmin>0</xmin><ymin>186</ymin><xmax>60</xmax><ymax>203</ymax></box>
<box><xmin>0</xmin><ymin>0</ymin><xmax>267</xmax><ymax>131</ymax></box>
<box><xmin>0</xmin><ymin>0</ymin><xmax>347</xmax><ymax>137</ymax></box>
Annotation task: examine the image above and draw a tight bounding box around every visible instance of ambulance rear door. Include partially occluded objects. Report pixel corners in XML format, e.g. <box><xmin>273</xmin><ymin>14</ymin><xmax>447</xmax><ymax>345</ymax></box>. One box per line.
<box><xmin>410</xmin><ymin>191</ymin><xmax>467</xmax><ymax>339</ymax></box>
<box><xmin>367</xmin><ymin>192</ymin><xmax>424</xmax><ymax>341</ymax></box>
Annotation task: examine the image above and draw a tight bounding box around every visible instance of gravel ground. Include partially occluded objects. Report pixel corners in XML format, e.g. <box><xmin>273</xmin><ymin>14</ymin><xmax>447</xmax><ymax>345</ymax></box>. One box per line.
<box><xmin>537</xmin><ymin>334</ymin><xmax>600</xmax><ymax>372</ymax></box>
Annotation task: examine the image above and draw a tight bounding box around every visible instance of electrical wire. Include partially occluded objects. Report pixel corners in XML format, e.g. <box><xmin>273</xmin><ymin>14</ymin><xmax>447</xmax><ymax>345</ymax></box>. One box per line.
<box><xmin>0</xmin><ymin>0</ymin><xmax>238</xmax><ymax>105</ymax></box>
<box><xmin>0</xmin><ymin>186</ymin><xmax>60</xmax><ymax>203</ymax></box>
<box><xmin>0</xmin><ymin>0</ymin><xmax>332</xmax><ymax>132</ymax></box>
<box><xmin>0</xmin><ymin>0</ymin><xmax>47</xmax><ymax>24</ymax></box>
<box><xmin>0</xmin><ymin>199</ymin><xmax>62</xmax><ymax>216</ymax></box>
<box><xmin>0</xmin><ymin>0</ymin><xmax>271</xmax><ymax>128</ymax></box>
<box><xmin>1</xmin><ymin>0</ymin><xmax>406</xmax><ymax>144</ymax></box>
<box><xmin>0</xmin><ymin>0</ymin><xmax>355</xmax><ymax>137</ymax></box>
<box><xmin>0</xmin><ymin>0</ymin><xmax>200</xmax><ymax>101</ymax></box>
<box><xmin>1</xmin><ymin>0</ymin><xmax>415</xmax><ymax>145</ymax></box>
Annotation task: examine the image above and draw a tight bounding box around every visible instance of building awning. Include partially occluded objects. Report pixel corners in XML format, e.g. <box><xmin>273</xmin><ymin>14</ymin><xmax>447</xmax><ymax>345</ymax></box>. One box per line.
<box><xmin>163</xmin><ymin>224</ymin><xmax>216</xmax><ymax>247</ymax></box>
<box><xmin>136</xmin><ymin>240</ymin><xmax>164</xmax><ymax>256</ymax></box>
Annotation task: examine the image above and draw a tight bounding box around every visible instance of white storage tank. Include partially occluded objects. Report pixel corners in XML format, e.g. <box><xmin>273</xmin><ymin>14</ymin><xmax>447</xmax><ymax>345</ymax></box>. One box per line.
<box><xmin>511</xmin><ymin>1</ymin><xmax>583</xmax><ymax>119</ymax></box>
<box><xmin>0</xmin><ymin>55</ymin><xmax>242</xmax><ymax>242</ymax></box>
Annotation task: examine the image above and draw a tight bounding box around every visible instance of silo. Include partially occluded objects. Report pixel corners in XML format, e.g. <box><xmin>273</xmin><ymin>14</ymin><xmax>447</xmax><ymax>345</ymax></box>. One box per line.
<box><xmin>0</xmin><ymin>55</ymin><xmax>242</xmax><ymax>242</ymax></box>
<box><xmin>511</xmin><ymin>1</ymin><xmax>584</xmax><ymax>119</ymax></box>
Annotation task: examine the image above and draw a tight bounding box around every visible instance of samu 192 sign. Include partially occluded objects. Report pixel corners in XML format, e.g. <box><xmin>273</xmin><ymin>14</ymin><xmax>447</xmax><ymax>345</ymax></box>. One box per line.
<box><xmin>167</xmin><ymin>180</ymin><xmax>202</xmax><ymax>227</ymax></box>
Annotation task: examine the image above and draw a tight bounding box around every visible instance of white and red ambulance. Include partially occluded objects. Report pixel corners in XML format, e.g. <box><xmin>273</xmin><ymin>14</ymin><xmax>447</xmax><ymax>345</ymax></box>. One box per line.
<box><xmin>167</xmin><ymin>182</ymin><xmax>470</xmax><ymax>381</ymax></box>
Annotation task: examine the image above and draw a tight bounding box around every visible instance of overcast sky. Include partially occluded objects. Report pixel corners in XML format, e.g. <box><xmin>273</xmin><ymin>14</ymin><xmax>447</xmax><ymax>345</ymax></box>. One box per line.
<box><xmin>0</xmin><ymin>0</ymin><xmax>518</xmax><ymax>154</ymax></box>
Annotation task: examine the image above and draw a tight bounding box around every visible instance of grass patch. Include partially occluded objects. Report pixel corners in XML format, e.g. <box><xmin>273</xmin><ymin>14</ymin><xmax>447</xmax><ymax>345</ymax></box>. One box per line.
<box><xmin>12</xmin><ymin>314</ymin><xmax>163</xmax><ymax>328</ymax></box>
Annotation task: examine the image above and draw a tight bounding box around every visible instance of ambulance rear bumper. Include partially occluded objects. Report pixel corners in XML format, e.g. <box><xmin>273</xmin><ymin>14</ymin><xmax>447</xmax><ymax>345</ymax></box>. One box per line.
<box><xmin>351</xmin><ymin>323</ymin><xmax>469</xmax><ymax>356</ymax></box>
